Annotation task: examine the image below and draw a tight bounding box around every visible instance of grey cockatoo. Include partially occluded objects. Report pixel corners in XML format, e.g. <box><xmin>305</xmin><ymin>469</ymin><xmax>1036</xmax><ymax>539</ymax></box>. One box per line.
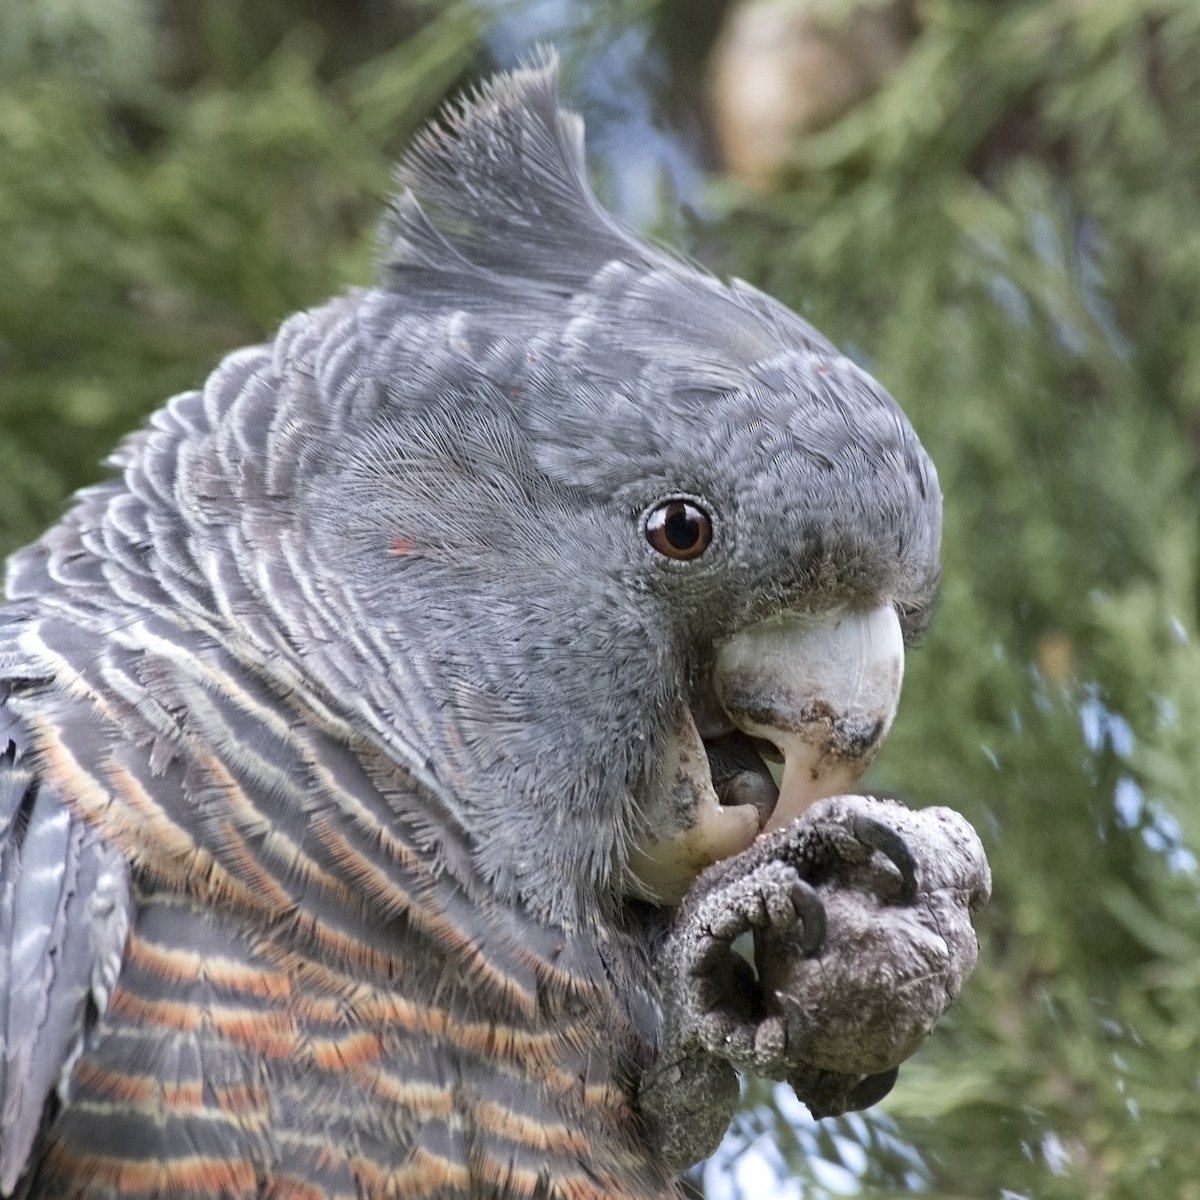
<box><xmin>0</xmin><ymin>57</ymin><xmax>988</xmax><ymax>1199</ymax></box>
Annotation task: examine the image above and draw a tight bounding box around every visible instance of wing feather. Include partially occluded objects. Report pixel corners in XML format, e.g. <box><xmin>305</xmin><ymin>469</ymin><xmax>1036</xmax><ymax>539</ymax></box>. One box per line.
<box><xmin>0</xmin><ymin>706</ymin><xmax>130</xmax><ymax>1196</ymax></box>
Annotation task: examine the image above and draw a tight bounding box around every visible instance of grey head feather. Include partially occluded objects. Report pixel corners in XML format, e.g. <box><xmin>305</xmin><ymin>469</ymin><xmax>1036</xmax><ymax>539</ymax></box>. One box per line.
<box><xmin>378</xmin><ymin>51</ymin><xmax>841</xmax><ymax>363</ymax></box>
<box><xmin>323</xmin><ymin>57</ymin><xmax>939</xmax><ymax>912</ymax></box>
<box><xmin>6</xmin><ymin>55</ymin><xmax>940</xmax><ymax>925</ymax></box>
<box><xmin>382</xmin><ymin>49</ymin><xmax>669</xmax><ymax>297</ymax></box>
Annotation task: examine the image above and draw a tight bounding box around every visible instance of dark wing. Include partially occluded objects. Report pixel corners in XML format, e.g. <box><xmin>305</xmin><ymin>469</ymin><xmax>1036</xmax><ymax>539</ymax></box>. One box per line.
<box><xmin>0</xmin><ymin>689</ymin><xmax>131</xmax><ymax>1196</ymax></box>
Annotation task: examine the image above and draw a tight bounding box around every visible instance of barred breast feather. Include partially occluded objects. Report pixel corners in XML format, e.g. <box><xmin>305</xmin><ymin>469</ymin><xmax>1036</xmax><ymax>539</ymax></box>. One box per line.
<box><xmin>0</xmin><ymin>280</ymin><xmax>676</xmax><ymax>1198</ymax></box>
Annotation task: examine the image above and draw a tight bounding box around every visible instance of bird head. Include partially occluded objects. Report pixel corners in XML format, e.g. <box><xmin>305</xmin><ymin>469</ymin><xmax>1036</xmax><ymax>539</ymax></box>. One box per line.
<box><xmin>286</xmin><ymin>56</ymin><xmax>940</xmax><ymax>919</ymax></box>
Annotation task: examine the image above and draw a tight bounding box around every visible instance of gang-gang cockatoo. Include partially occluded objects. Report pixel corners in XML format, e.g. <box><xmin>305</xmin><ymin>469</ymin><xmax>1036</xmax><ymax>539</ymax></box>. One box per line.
<box><xmin>0</xmin><ymin>56</ymin><xmax>989</xmax><ymax>1200</ymax></box>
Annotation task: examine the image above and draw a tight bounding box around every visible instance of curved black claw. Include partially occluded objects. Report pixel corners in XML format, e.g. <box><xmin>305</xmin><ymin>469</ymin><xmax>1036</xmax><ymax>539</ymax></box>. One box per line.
<box><xmin>678</xmin><ymin>863</ymin><xmax>829</xmax><ymax>1075</ymax></box>
<box><xmin>693</xmin><ymin>861</ymin><xmax>826</xmax><ymax>956</ymax></box>
<box><xmin>789</xmin><ymin>879</ymin><xmax>826</xmax><ymax>956</ymax></box>
<box><xmin>850</xmin><ymin>814</ymin><xmax>918</xmax><ymax>904</ymax></box>
<box><xmin>797</xmin><ymin>1065</ymin><xmax>901</xmax><ymax>1119</ymax></box>
<box><xmin>845</xmin><ymin>1066</ymin><xmax>900</xmax><ymax>1111</ymax></box>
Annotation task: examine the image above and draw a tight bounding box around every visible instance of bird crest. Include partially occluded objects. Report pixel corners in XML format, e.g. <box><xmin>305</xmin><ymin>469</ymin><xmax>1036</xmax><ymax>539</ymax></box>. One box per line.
<box><xmin>381</xmin><ymin>50</ymin><xmax>663</xmax><ymax>297</ymax></box>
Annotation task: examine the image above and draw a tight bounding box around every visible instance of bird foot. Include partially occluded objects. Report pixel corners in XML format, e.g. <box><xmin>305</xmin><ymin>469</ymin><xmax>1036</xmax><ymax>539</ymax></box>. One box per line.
<box><xmin>640</xmin><ymin>794</ymin><xmax>990</xmax><ymax>1167</ymax></box>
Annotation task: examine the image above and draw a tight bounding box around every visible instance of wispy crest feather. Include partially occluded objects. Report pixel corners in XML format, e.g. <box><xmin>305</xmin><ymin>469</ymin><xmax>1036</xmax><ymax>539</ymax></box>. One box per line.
<box><xmin>380</xmin><ymin>50</ymin><xmax>665</xmax><ymax>295</ymax></box>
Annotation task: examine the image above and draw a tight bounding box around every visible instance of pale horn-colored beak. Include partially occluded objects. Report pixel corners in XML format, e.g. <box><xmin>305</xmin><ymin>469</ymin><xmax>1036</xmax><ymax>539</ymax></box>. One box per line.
<box><xmin>624</xmin><ymin>709</ymin><xmax>761</xmax><ymax>904</ymax></box>
<box><xmin>623</xmin><ymin>604</ymin><xmax>905</xmax><ymax>904</ymax></box>
<box><xmin>713</xmin><ymin>604</ymin><xmax>905</xmax><ymax>833</ymax></box>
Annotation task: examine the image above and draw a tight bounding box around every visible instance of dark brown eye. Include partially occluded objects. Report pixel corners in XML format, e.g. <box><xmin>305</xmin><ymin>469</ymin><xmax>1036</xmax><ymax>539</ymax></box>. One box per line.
<box><xmin>645</xmin><ymin>499</ymin><xmax>713</xmax><ymax>561</ymax></box>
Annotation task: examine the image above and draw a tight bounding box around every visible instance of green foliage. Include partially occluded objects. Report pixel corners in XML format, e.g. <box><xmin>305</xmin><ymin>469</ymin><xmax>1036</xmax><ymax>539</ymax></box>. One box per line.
<box><xmin>0</xmin><ymin>0</ymin><xmax>478</xmax><ymax>551</ymax></box>
<box><xmin>3</xmin><ymin>1</ymin><xmax>1199</xmax><ymax>1197</ymax></box>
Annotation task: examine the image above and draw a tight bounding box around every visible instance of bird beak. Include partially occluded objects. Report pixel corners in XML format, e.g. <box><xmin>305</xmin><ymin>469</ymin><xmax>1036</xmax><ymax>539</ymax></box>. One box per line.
<box><xmin>624</xmin><ymin>605</ymin><xmax>904</xmax><ymax>904</ymax></box>
<box><xmin>624</xmin><ymin>710</ymin><xmax>762</xmax><ymax>904</ymax></box>
<box><xmin>713</xmin><ymin>605</ymin><xmax>905</xmax><ymax>833</ymax></box>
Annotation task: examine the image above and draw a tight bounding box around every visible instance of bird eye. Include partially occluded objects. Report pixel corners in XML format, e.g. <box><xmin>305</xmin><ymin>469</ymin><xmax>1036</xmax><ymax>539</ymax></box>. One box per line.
<box><xmin>645</xmin><ymin>499</ymin><xmax>713</xmax><ymax>561</ymax></box>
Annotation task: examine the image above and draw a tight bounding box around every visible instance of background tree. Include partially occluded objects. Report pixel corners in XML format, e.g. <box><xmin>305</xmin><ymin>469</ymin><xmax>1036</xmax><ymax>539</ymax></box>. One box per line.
<box><xmin>3</xmin><ymin>1</ymin><xmax>1198</xmax><ymax>1196</ymax></box>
